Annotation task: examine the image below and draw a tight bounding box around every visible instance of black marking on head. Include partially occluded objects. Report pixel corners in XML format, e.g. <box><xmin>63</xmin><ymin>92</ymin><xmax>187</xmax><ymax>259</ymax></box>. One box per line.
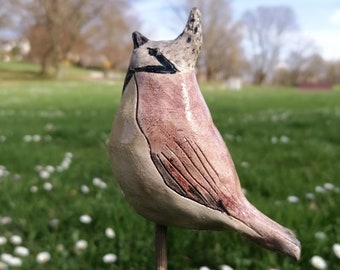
<box><xmin>186</xmin><ymin>37</ymin><xmax>192</xmax><ymax>43</ymax></box>
<box><xmin>144</xmin><ymin>47</ymin><xmax>177</xmax><ymax>72</ymax></box>
<box><xmin>122</xmin><ymin>47</ymin><xmax>178</xmax><ymax>93</ymax></box>
<box><xmin>134</xmin><ymin>47</ymin><xmax>178</xmax><ymax>74</ymax></box>
<box><xmin>132</xmin><ymin>31</ymin><xmax>149</xmax><ymax>49</ymax></box>
<box><xmin>147</xmin><ymin>47</ymin><xmax>159</xmax><ymax>56</ymax></box>
<box><xmin>122</xmin><ymin>69</ymin><xmax>134</xmax><ymax>92</ymax></box>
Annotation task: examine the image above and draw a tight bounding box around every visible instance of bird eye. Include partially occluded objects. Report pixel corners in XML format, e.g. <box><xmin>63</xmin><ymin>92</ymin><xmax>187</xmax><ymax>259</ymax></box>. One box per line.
<box><xmin>147</xmin><ymin>48</ymin><xmax>159</xmax><ymax>56</ymax></box>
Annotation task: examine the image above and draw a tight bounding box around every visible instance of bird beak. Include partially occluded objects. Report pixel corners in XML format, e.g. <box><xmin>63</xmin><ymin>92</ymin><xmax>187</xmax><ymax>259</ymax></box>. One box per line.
<box><xmin>229</xmin><ymin>198</ymin><xmax>301</xmax><ymax>260</ymax></box>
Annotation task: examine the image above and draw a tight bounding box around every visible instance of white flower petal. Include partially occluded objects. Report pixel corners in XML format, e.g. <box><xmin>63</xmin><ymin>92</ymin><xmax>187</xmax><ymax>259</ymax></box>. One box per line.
<box><xmin>315</xmin><ymin>231</ymin><xmax>327</xmax><ymax>240</ymax></box>
<box><xmin>45</xmin><ymin>165</ymin><xmax>55</xmax><ymax>173</ymax></box>
<box><xmin>324</xmin><ymin>182</ymin><xmax>334</xmax><ymax>190</ymax></box>
<box><xmin>39</xmin><ymin>170</ymin><xmax>50</xmax><ymax>179</ymax></box>
<box><xmin>311</xmin><ymin>255</ymin><xmax>327</xmax><ymax>269</ymax></box>
<box><xmin>306</xmin><ymin>192</ymin><xmax>315</xmax><ymax>200</ymax></box>
<box><xmin>105</xmin><ymin>227</ymin><xmax>115</xmax><ymax>239</ymax></box>
<box><xmin>45</xmin><ymin>123</ymin><xmax>55</xmax><ymax>131</ymax></box>
<box><xmin>287</xmin><ymin>195</ymin><xmax>299</xmax><ymax>203</ymax></box>
<box><xmin>333</xmin><ymin>243</ymin><xmax>340</xmax><ymax>258</ymax></box>
<box><xmin>220</xmin><ymin>264</ymin><xmax>234</xmax><ymax>270</ymax></box>
<box><xmin>81</xmin><ymin>185</ymin><xmax>90</xmax><ymax>194</ymax></box>
<box><xmin>65</xmin><ymin>152</ymin><xmax>73</xmax><ymax>159</ymax></box>
<box><xmin>30</xmin><ymin>185</ymin><xmax>38</xmax><ymax>193</ymax></box>
<box><xmin>7</xmin><ymin>256</ymin><xmax>22</xmax><ymax>267</ymax></box>
<box><xmin>79</xmin><ymin>215</ymin><xmax>92</xmax><ymax>224</ymax></box>
<box><xmin>0</xmin><ymin>253</ymin><xmax>22</xmax><ymax>267</ymax></box>
<box><xmin>0</xmin><ymin>135</ymin><xmax>6</xmax><ymax>142</ymax></box>
<box><xmin>0</xmin><ymin>216</ymin><xmax>12</xmax><ymax>225</ymax></box>
<box><xmin>49</xmin><ymin>219</ymin><xmax>59</xmax><ymax>228</ymax></box>
<box><xmin>14</xmin><ymin>246</ymin><xmax>29</xmax><ymax>257</ymax></box>
<box><xmin>280</xmin><ymin>135</ymin><xmax>290</xmax><ymax>143</ymax></box>
<box><xmin>92</xmin><ymin>177</ymin><xmax>107</xmax><ymax>189</ymax></box>
<box><xmin>1</xmin><ymin>253</ymin><xmax>12</xmax><ymax>264</ymax></box>
<box><xmin>103</xmin><ymin>253</ymin><xmax>117</xmax><ymax>264</ymax></box>
<box><xmin>75</xmin><ymin>239</ymin><xmax>88</xmax><ymax>251</ymax></box>
<box><xmin>43</xmin><ymin>182</ymin><xmax>53</xmax><ymax>191</ymax></box>
<box><xmin>315</xmin><ymin>186</ymin><xmax>325</xmax><ymax>193</ymax></box>
<box><xmin>10</xmin><ymin>235</ymin><xmax>22</xmax><ymax>245</ymax></box>
<box><xmin>0</xmin><ymin>236</ymin><xmax>7</xmax><ymax>245</ymax></box>
<box><xmin>33</xmin><ymin>134</ymin><xmax>41</xmax><ymax>142</ymax></box>
<box><xmin>240</xmin><ymin>161</ymin><xmax>249</xmax><ymax>168</ymax></box>
<box><xmin>271</xmin><ymin>136</ymin><xmax>278</xmax><ymax>144</ymax></box>
<box><xmin>23</xmin><ymin>135</ymin><xmax>32</xmax><ymax>142</ymax></box>
<box><xmin>36</xmin><ymin>251</ymin><xmax>51</xmax><ymax>264</ymax></box>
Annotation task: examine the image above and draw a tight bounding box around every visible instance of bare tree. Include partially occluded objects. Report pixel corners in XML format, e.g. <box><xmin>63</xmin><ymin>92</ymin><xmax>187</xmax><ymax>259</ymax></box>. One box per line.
<box><xmin>286</xmin><ymin>38</ymin><xmax>319</xmax><ymax>85</ymax></box>
<box><xmin>25</xmin><ymin>0</ymin><xmax>104</xmax><ymax>77</ymax></box>
<box><xmin>172</xmin><ymin>0</ymin><xmax>246</xmax><ymax>81</ymax></box>
<box><xmin>325</xmin><ymin>60</ymin><xmax>340</xmax><ymax>84</ymax></box>
<box><xmin>0</xmin><ymin>0</ymin><xmax>19</xmax><ymax>29</ymax></box>
<box><xmin>21</xmin><ymin>0</ymin><xmax>135</xmax><ymax>78</ymax></box>
<box><xmin>299</xmin><ymin>53</ymin><xmax>326</xmax><ymax>82</ymax></box>
<box><xmin>80</xmin><ymin>1</ymin><xmax>137</xmax><ymax>72</ymax></box>
<box><xmin>242</xmin><ymin>6</ymin><xmax>299</xmax><ymax>84</ymax></box>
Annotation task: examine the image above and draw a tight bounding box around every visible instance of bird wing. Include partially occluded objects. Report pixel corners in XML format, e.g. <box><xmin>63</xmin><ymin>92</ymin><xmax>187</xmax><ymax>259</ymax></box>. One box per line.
<box><xmin>135</xmin><ymin>71</ymin><xmax>241</xmax><ymax>214</ymax></box>
<box><xmin>150</xmin><ymin>136</ymin><xmax>231</xmax><ymax>213</ymax></box>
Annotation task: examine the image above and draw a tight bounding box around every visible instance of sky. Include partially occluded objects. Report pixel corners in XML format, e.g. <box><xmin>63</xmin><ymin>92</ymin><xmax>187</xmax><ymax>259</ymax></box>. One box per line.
<box><xmin>132</xmin><ymin>0</ymin><xmax>340</xmax><ymax>61</ymax></box>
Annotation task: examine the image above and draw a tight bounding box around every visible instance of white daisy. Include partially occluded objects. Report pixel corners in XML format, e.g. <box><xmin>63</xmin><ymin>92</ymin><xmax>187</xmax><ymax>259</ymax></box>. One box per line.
<box><xmin>315</xmin><ymin>231</ymin><xmax>327</xmax><ymax>240</ymax></box>
<box><xmin>14</xmin><ymin>246</ymin><xmax>29</xmax><ymax>257</ymax></box>
<box><xmin>310</xmin><ymin>255</ymin><xmax>327</xmax><ymax>269</ymax></box>
<box><xmin>75</xmin><ymin>240</ymin><xmax>88</xmax><ymax>251</ymax></box>
<box><xmin>315</xmin><ymin>186</ymin><xmax>325</xmax><ymax>193</ymax></box>
<box><xmin>79</xmin><ymin>215</ymin><xmax>92</xmax><ymax>224</ymax></box>
<box><xmin>333</xmin><ymin>243</ymin><xmax>340</xmax><ymax>258</ymax></box>
<box><xmin>36</xmin><ymin>251</ymin><xmax>51</xmax><ymax>264</ymax></box>
<box><xmin>30</xmin><ymin>185</ymin><xmax>38</xmax><ymax>193</ymax></box>
<box><xmin>23</xmin><ymin>135</ymin><xmax>32</xmax><ymax>142</ymax></box>
<box><xmin>43</xmin><ymin>182</ymin><xmax>53</xmax><ymax>191</ymax></box>
<box><xmin>287</xmin><ymin>195</ymin><xmax>299</xmax><ymax>203</ymax></box>
<box><xmin>0</xmin><ymin>236</ymin><xmax>7</xmax><ymax>245</ymax></box>
<box><xmin>80</xmin><ymin>185</ymin><xmax>90</xmax><ymax>194</ymax></box>
<box><xmin>105</xmin><ymin>227</ymin><xmax>115</xmax><ymax>239</ymax></box>
<box><xmin>102</xmin><ymin>253</ymin><xmax>117</xmax><ymax>264</ymax></box>
<box><xmin>324</xmin><ymin>183</ymin><xmax>334</xmax><ymax>190</ymax></box>
<box><xmin>39</xmin><ymin>170</ymin><xmax>50</xmax><ymax>179</ymax></box>
<box><xmin>10</xmin><ymin>235</ymin><xmax>22</xmax><ymax>245</ymax></box>
<box><xmin>32</xmin><ymin>134</ymin><xmax>41</xmax><ymax>142</ymax></box>
<box><xmin>220</xmin><ymin>264</ymin><xmax>234</xmax><ymax>270</ymax></box>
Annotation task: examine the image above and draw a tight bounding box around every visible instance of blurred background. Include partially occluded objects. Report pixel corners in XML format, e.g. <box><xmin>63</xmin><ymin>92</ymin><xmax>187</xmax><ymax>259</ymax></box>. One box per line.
<box><xmin>1</xmin><ymin>0</ymin><xmax>340</xmax><ymax>86</ymax></box>
<box><xmin>0</xmin><ymin>1</ymin><xmax>339</xmax><ymax>270</ymax></box>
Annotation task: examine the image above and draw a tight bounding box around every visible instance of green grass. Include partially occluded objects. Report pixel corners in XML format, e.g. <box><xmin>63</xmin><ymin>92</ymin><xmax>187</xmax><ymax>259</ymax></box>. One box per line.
<box><xmin>0</xmin><ymin>63</ymin><xmax>339</xmax><ymax>269</ymax></box>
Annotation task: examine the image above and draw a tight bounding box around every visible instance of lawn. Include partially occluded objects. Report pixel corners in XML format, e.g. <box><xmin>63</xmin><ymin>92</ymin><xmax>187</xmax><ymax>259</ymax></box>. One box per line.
<box><xmin>0</xmin><ymin>62</ymin><xmax>339</xmax><ymax>269</ymax></box>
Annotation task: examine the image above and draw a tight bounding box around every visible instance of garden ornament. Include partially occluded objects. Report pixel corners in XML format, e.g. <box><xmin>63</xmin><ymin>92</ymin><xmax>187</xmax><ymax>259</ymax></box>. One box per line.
<box><xmin>109</xmin><ymin>7</ymin><xmax>301</xmax><ymax>269</ymax></box>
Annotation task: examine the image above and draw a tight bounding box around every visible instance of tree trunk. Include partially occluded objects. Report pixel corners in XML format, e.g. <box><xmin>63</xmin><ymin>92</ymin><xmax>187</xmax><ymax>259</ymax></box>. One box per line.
<box><xmin>253</xmin><ymin>69</ymin><xmax>266</xmax><ymax>85</ymax></box>
<box><xmin>40</xmin><ymin>56</ymin><xmax>50</xmax><ymax>76</ymax></box>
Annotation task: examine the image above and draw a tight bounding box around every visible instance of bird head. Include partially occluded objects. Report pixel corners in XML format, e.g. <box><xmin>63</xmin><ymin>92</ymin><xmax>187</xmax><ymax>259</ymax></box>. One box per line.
<box><xmin>128</xmin><ymin>8</ymin><xmax>202</xmax><ymax>75</ymax></box>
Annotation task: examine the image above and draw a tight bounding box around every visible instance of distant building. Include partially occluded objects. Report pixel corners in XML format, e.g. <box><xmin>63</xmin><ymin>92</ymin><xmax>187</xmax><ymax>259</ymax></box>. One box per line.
<box><xmin>226</xmin><ymin>77</ymin><xmax>242</xmax><ymax>91</ymax></box>
<box><xmin>0</xmin><ymin>39</ymin><xmax>31</xmax><ymax>61</ymax></box>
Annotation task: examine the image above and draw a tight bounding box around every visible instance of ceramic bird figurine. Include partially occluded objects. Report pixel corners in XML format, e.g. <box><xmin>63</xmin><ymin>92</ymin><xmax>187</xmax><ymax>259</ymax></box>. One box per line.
<box><xmin>109</xmin><ymin>7</ymin><xmax>301</xmax><ymax>264</ymax></box>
